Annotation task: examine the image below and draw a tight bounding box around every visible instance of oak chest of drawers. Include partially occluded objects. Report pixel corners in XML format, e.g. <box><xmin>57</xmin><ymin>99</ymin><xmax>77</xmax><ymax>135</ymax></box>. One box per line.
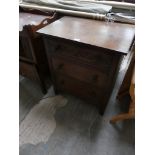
<box><xmin>38</xmin><ymin>16</ymin><xmax>135</xmax><ymax>114</ymax></box>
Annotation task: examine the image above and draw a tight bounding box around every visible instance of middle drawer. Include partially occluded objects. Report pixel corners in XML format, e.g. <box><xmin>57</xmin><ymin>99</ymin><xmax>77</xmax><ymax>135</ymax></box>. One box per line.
<box><xmin>51</xmin><ymin>57</ymin><xmax>108</xmax><ymax>88</ymax></box>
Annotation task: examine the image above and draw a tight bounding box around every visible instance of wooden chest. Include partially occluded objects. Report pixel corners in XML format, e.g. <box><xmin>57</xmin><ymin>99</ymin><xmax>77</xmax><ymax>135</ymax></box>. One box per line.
<box><xmin>38</xmin><ymin>16</ymin><xmax>135</xmax><ymax>114</ymax></box>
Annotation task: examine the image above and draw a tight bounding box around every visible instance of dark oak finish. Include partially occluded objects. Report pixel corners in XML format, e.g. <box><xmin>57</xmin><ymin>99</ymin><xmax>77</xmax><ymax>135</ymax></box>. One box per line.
<box><xmin>52</xmin><ymin>57</ymin><xmax>108</xmax><ymax>88</ymax></box>
<box><xmin>19</xmin><ymin>10</ymin><xmax>59</xmax><ymax>93</ymax></box>
<box><xmin>38</xmin><ymin>16</ymin><xmax>135</xmax><ymax>114</ymax></box>
<box><xmin>38</xmin><ymin>16</ymin><xmax>135</xmax><ymax>54</ymax></box>
<box><xmin>56</xmin><ymin>74</ymin><xmax>104</xmax><ymax>103</ymax></box>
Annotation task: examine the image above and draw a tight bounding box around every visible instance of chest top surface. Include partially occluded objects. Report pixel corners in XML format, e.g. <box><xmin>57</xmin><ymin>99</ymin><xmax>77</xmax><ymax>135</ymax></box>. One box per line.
<box><xmin>19</xmin><ymin>13</ymin><xmax>50</xmax><ymax>32</ymax></box>
<box><xmin>37</xmin><ymin>16</ymin><xmax>135</xmax><ymax>54</ymax></box>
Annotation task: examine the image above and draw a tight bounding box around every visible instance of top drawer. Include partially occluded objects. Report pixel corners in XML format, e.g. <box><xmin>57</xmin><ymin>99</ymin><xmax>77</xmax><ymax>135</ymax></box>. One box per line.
<box><xmin>45</xmin><ymin>38</ymin><xmax>113</xmax><ymax>70</ymax></box>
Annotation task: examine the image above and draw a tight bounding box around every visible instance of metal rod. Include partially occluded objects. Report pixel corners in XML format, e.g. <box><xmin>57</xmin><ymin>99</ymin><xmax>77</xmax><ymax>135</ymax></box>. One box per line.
<box><xmin>19</xmin><ymin>2</ymin><xmax>106</xmax><ymax>20</ymax></box>
<box><xmin>78</xmin><ymin>0</ymin><xmax>135</xmax><ymax>10</ymax></box>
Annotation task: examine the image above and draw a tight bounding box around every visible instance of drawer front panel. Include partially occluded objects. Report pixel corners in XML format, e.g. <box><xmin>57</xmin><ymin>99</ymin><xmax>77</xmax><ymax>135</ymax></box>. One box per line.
<box><xmin>56</xmin><ymin>74</ymin><xmax>104</xmax><ymax>103</ymax></box>
<box><xmin>52</xmin><ymin>57</ymin><xmax>108</xmax><ymax>88</ymax></box>
<box><xmin>45</xmin><ymin>38</ymin><xmax>113</xmax><ymax>71</ymax></box>
<box><xmin>19</xmin><ymin>61</ymin><xmax>37</xmax><ymax>81</ymax></box>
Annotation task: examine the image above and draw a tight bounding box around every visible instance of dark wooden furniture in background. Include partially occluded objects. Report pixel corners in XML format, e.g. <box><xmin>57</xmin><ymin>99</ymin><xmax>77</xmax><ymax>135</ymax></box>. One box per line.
<box><xmin>19</xmin><ymin>10</ymin><xmax>59</xmax><ymax>93</ymax></box>
<box><xmin>38</xmin><ymin>16</ymin><xmax>135</xmax><ymax>114</ymax></box>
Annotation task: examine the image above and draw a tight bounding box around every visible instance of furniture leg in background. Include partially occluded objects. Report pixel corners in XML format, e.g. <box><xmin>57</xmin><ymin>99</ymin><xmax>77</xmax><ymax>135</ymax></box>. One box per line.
<box><xmin>110</xmin><ymin>63</ymin><xmax>135</xmax><ymax>123</ymax></box>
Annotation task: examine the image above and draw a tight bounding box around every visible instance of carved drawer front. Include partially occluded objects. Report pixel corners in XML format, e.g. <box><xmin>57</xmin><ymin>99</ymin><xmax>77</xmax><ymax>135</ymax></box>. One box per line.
<box><xmin>52</xmin><ymin>57</ymin><xmax>108</xmax><ymax>88</ymax></box>
<box><xmin>19</xmin><ymin>61</ymin><xmax>38</xmax><ymax>81</ymax></box>
<box><xmin>56</xmin><ymin>74</ymin><xmax>104</xmax><ymax>103</ymax></box>
<box><xmin>45</xmin><ymin>38</ymin><xmax>113</xmax><ymax>71</ymax></box>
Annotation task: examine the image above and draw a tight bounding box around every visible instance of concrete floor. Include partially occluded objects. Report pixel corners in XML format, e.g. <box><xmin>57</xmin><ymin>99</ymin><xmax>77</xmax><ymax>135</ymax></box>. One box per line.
<box><xmin>19</xmin><ymin>56</ymin><xmax>135</xmax><ymax>155</ymax></box>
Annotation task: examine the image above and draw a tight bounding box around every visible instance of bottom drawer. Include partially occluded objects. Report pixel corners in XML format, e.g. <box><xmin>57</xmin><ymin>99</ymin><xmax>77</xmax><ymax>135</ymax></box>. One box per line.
<box><xmin>55</xmin><ymin>74</ymin><xmax>104</xmax><ymax>104</ymax></box>
<box><xmin>19</xmin><ymin>61</ymin><xmax>38</xmax><ymax>81</ymax></box>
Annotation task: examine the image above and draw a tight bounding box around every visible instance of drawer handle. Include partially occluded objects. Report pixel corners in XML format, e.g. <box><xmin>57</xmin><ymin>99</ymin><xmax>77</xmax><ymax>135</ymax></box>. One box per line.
<box><xmin>57</xmin><ymin>63</ymin><xmax>64</xmax><ymax>70</ymax></box>
<box><xmin>92</xmin><ymin>75</ymin><xmax>98</xmax><ymax>82</ymax></box>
